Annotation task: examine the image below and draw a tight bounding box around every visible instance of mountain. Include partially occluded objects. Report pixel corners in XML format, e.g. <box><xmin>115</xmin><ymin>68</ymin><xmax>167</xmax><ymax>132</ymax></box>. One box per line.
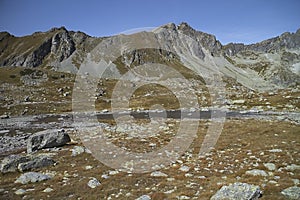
<box><xmin>0</xmin><ymin>23</ymin><xmax>299</xmax><ymax>90</ymax></box>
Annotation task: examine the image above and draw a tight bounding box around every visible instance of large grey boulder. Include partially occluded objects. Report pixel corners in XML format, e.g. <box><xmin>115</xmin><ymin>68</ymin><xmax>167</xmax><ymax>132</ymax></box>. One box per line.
<box><xmin>17</xmin><ymin>154</ymin><xmax>55</xmax><ymax>172</ymax></box>
<box><xmin>281</xmin><ymin>186</ymin><xmax>300</xmax><ymax>200</ymax></box>
<box><xmin>15</xmin><ymin>172</ymin><xmax>51</xmax><ymax>184</ymax></box>
<box><xmin>0</xmin><ymin>154</ymin><xmax>30</xmax><ymax>173</ymax></box>
<box><xmin>27</xmin><ymin>129</ymin><xmax>70</xmax><ymax>153</ymax></box>
<box><xmin>0</xmin><ymin>154</ymin><xmax>55</xmax><ymax>173</ymax></box>
<box><xmin>210</xmin><ymin>182</ymin><xmax>262</xmax><ymax>200</ymax></box>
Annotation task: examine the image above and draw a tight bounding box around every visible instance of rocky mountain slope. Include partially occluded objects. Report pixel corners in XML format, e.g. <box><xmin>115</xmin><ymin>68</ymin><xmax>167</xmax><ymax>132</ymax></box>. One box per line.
<box><xmin>0</xmin><ymin>23</ymin><xmax>299</xmax><ymax>90</ymax></box>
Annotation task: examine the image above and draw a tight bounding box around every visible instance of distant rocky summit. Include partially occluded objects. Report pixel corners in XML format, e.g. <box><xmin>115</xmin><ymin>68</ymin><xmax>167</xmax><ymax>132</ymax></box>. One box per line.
<box><xmin>0</xmin><ymin>23</ymin><xmax>299</xmax><ymax>89</ymax></box>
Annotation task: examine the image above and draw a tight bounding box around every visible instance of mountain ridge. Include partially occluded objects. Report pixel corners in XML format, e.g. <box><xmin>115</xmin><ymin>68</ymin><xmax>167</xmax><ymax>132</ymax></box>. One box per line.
<box><xmin>0</xmin><ymin>22</ymin><xmax>299</xmax><ymax>89</ymax></box>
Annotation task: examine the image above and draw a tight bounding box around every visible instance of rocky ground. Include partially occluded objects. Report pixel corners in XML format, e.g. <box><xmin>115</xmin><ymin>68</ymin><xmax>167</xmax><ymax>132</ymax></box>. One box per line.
<box><xmin>0</xmin><ymin>67</ymin><xmax>299</xmax><ymax>199</ymax></box>
<box><xmin>0</xmin><ymin>118</ymin><xmax>299</xmax><ymax>199</ymax></box>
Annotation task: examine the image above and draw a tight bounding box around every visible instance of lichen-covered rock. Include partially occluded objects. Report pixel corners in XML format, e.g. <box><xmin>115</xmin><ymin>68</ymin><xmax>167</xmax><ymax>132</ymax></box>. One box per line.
<box><xmin>15</xmin><ymin>172</ymin><xmax>51</xmax><ymax>184</ymax></box>
<box><xmin>0</xmin><ymin>154</ymin><xmax>30</xmax><ymax>173</ymax></box>
<box><xmin>71</xmin><ymin>146</ymin><xmax>85</xmax><ymax>156</ymax></box>
<box><xmin>0</xmin><ymin>154</ymin><xmax>55</xmax><ymax>173</ymax></box>
<box><xmin>17</xmin><ymin>154</ymin><xmax>55</xmax><ymax>172</ymax></box>
<box><xmin>87</xmin><ymin>178</ymin><xmax>101</xmax><ymax>189</ymax></box>
<box><xmin>281</xmin><ymin>186</ymin><xmax>300</xmax><ymax>200</ymax></box>
<box><xmin>27</xmin><ymin>129</ymin><xmax>70</xmax><ymax>153</ymax></box>
<box><xmin>210</xmin><ymin>182</ymin><xmax>262</xmax><ymax>200</ymax></box>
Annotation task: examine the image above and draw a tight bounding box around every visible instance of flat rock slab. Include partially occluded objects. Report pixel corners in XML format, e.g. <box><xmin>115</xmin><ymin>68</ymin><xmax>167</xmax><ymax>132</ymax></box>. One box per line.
<box><xmin>27</xmin><ymin>129</ymin><xmax>70</xmax><ymax>153</ymax></box>
<box><xmin>281</xmin><ymin>186</ymin><xmax>300</xmax><ymax>200</ymax></box>
<box><xmin>0</xmin><ymin>153</ymin><xmax>55</xmax><ymax>173</ymax></box>
<box><xmin>210</xmin><ymin>182</ymin><xmax>262</xmax><ymax>200</ymax></box>
<box><xmin>15</xmin><ymin>172</ymin><xmax>51</xmax><ymax>184</ymax></box>
<box><xmin>246</xmin><ymin>169</ymin><xmax>268</xmax><ymax>177</ymax></box>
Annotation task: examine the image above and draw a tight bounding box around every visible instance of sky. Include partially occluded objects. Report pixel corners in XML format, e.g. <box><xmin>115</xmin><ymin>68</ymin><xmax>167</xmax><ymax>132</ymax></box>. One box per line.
<box><xmin>0</xmin><ymin>0</ymin><xmax>299</xmax><ymax>44</ymax></box>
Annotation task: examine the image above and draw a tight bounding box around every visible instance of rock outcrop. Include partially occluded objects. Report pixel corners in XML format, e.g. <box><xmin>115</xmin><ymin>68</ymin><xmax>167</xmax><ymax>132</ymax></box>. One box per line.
<box><xmin>0</xmin><ymin>23</ymin><xmax>299</xmax><ymax>89</ymax></box>
<box><xmin>0</xmin><ymin>153</ymin><xmax>55</xmax><ymax>173</ymax></box>
<box><xmin>27</xmin><ymin>129</ymin><xmax>71</xmax><ymax>153</ymax></box>
<box><xmin>0</xmin><ymin>27</ymin><xmax>91</xmax><ymax>68</ymax></box>
<box><xmin>210</xmin><ymin>182</ymin><xmax>262</xmax><ymax>200</ymax></box>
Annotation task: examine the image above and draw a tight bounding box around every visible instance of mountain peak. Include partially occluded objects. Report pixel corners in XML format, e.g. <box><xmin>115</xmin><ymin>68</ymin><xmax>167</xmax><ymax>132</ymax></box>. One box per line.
<box><xmin>49</xmin><ymin>26</ymin><xmax>68</xmax><ymax>33</ymax></box>
<box><xmin>177</xmin><ymin>22</ymin><xmax>193</xmax><ymax>30</ymax></box>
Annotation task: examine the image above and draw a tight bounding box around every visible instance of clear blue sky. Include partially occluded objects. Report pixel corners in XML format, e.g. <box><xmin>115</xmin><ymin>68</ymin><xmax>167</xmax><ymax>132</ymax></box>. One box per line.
<box><xmin>0</xmin><ymin>0</ymin><xmax>299</xmax><ymax>44</ymax></box>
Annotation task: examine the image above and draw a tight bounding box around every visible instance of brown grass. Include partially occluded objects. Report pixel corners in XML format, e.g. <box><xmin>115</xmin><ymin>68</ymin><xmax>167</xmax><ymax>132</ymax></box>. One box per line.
<box><xmin>0</xmin><ymin>119</ymin><xmax>299</xmax><ymax>199</ymax></box>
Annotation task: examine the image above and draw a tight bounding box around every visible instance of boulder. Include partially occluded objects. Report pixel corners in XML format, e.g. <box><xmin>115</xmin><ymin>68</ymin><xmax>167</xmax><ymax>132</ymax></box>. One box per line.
<box><xmin>15</xmin><ymin>172</ymin><xmax>51</xmax><ymax>184</ymax></box>
<box><xmin>0</xmin><ymin>154</ymin><xmax>55</xmax><ymax>173</ymax></box>
<box><xmin>87</xmin><ymin>178</ymin><xmax>101</xmax><ymax>189</ymax></box>
<box><xmin>0</xmin><ymin>154</ymin><xmax>30</xmax><ymax>173</ymax></box>
<box><xmin>27</xmin><ymin>129</ymin><xmax>70</xmax><ymax>153</ymax></box>
<box><xmin>281</xmin><ymin>186</ymin><xmax>300</xmax><ymax>200</ymax></box>
<box><xmin>210</xmin><ymin>182</ymin><xmax>262</xmax><ymax>200</ymax></box>
<box><xmin>17</xmin><ymin>154</ymin><xmax>55</xmax><ymax>172</ymax></box>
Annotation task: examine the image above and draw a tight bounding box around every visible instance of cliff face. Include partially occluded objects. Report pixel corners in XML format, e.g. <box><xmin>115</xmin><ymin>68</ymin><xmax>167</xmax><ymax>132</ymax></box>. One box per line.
<box><xmin>0</xmin><ymin>23</ymin><xmax>299</xmax><ymax>89</ymax></box>
<box><xmin>0</xmin><ymin>27</ymin><xmax>92</xmax><ymax>68</ymax></box>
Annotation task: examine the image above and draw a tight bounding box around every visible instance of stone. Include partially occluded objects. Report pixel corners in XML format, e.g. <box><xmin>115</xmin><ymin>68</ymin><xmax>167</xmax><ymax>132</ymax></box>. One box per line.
<box><xmin>177</xmin><ymin>196</ymin><xmax>190</xmax><ymax>199</ymax></box>
<box><xmin>17</xmin><ymin>154</ymin><xmax>55</xmax><ymax>172</ymax></box>
<box><xmin>232</xmin><ymin>99</ymin><xmax>245</xmax><ymax>104</ymax></box>
<box><xmin>263</xmin><ymin>163</ymin><xmax>276</xmax><ymax>171</ymax></box>
<box><xmin>210</xmin><ymin>182</ymin><xmax>262</xmax><ymax>200</ymax></box>
<box><xmin>85</xmin><ymin>165</ymin><xmax>93</xmax><ymax>170</ymax></box>
<box><xmin>15</xmin><ymin>172</ymin><xmax>51</xmax><ymax>184</ymax></box>
<box><xmin>0</xmin><ymin>154</ymin><xmax>30</xmax><ymax>173</ymax></box>
<box><xmin>179</xmin><ymin>165</ymin><xmax>190</xmax><ymax>172</ymax></box>
<box><xmin>0</xmin><ymin>114</ymin><xmax>9</xmax><ymax>119</ymax></box>
<box><xmin>292</xmin><ymin>179</ymin><xmax>299</xmax><ymax>185</ymax></box>
<box><xmin>15</xmin><ymin>189</ymin><xmax>26</xmax><ymax>195</ymax></box>
<box><xmin>150</xmin><ymin>171</ymin><xmax>168</xmax><ymax>177</ymax></box>
<box><xmin>0</xmin><ymin>154</ymin><xmax>55</xmax><ymax>173</ymax></box>
<box><xmin>87</xmin><ymin>178</ymin><xmax>101</xmax><ymax>189</ymax></box>
<box><xmin>71</xmin><ymin>146</ymin><xmax>85</xmax><ymax>156</ymax></box>
<box><xmin>281</xmin><ymin>186</ymin><xmax>300</xmax><ymax>200</ymax></box>
<box><xmin>43</xmin><ymin>187</ymin><xmax>54</xmax><ymax>193</ymax></box>
<box><xmin>246</xmin><ymin>169</ymin><xmax>268</xmax><ymax>177</ymax></box>
<box><xmin>27</xmin><ymin>129</ymin><xmax>70</xmax><ymax>153</ymax></box>
<box><xmin>136</xmin><ymin>195</ymin><xmax>151</xmax><ymax>200</ymax></box>
<box><xmin>268</xmin><ymin>149</ymin><xmax>282</xmax><ymax>153</ymax></box>
<box><xmin>284</xmin><ymin>164</ymin><xmax>300</xmax><ymax>171</ymax></box>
